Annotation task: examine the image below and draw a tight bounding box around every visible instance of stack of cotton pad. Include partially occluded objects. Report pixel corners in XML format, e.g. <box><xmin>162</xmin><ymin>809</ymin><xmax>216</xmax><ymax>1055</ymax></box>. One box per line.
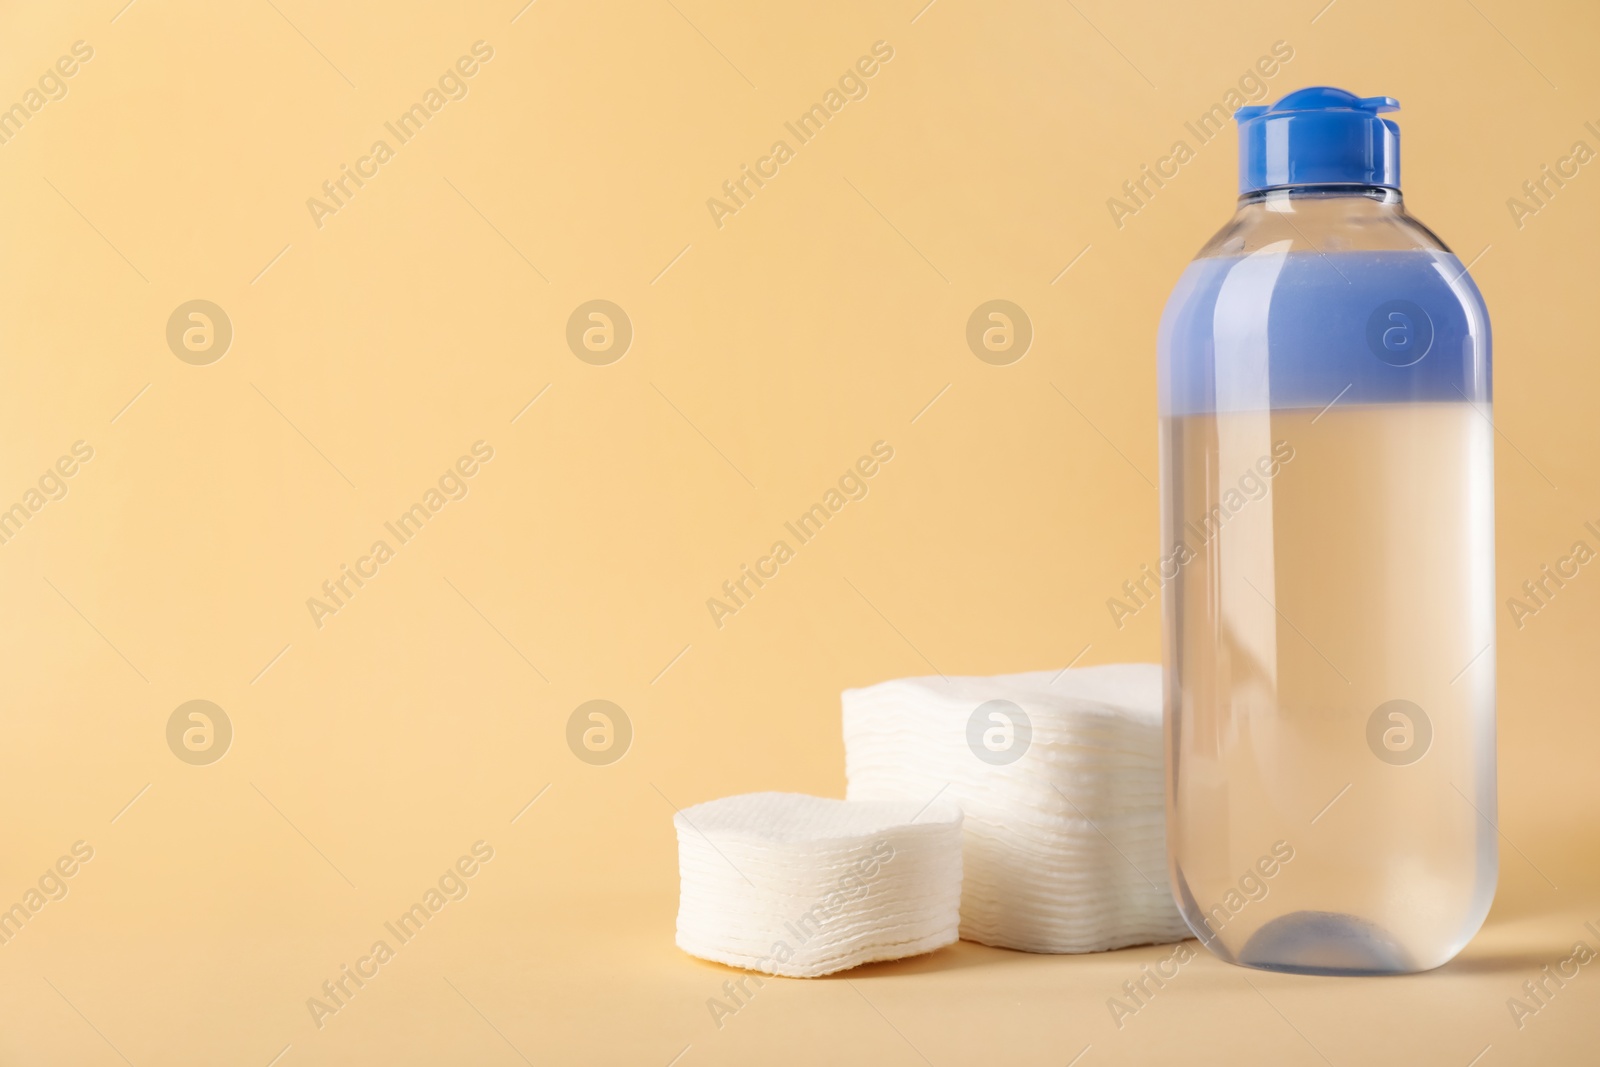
<box><xmin>844</xmin><ymin>663</ymin><xmax>1189</xmax><ymax>953</ymax></box>
<box><xmin>674</xmin><ymin>792</ymin><xmax>964</xmax><ymax>977</ymax></box>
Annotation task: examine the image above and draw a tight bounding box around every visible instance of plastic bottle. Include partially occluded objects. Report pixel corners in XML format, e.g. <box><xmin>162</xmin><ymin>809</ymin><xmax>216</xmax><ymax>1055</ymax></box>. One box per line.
<box><xmin>1157</xmin><ymin>87</ymin><xmax>1495</xmax><ymax>975</ymax></box>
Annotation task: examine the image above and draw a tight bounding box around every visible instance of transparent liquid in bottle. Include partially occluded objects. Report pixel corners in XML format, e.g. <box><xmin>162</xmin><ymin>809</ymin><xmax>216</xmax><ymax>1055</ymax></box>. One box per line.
<box><xmin>1159</xmin><ymin>193</ymin><xmax>1496</xmax><ymax>975</ymax></box>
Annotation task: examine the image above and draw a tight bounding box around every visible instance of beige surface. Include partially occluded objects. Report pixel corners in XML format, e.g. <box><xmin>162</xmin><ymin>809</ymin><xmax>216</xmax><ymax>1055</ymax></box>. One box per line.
<box><xmin>1</xmin><ymin>0</ymin><xmax>1597</xmax><ymax>1063</ymax></box>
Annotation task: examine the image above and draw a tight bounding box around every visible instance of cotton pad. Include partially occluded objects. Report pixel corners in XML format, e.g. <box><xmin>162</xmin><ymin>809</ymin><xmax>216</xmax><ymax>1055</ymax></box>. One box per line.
<box><xmin>843</xmin><ymin>663</ymin><xmax>1190</xmax><ymax>953</ymax></box>
<box><xmin>674</xmin><ymin>792</ymin><xmax>964</xmax><ymax>977</ymax></box>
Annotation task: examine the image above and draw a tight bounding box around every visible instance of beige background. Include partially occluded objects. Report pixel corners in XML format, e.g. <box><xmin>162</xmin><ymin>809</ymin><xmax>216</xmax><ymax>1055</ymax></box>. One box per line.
<box><xmin>0</xmin><ymin>0</ymin><xmax>1596</xmax><ymax>1063</ymax></box>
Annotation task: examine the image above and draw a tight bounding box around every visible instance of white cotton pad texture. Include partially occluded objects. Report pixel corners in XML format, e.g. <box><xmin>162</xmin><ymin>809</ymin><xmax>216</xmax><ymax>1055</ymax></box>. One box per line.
<box><xmin>674</xmin><ymin>792</ymin><xmax>964</xmax><ymax>978</ymax></box>
<box><xmin>843</xmin><ymin>663</ymin><xmax>1190</xmax><ymax>954</ymax></box>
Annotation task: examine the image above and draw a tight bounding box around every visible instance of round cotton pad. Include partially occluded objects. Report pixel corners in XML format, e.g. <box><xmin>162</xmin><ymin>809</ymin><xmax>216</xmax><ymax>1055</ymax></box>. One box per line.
<box><xmin>673</xmin><ymin>792</ymin><xmax>963</xmax><ymax>978</ymax></box>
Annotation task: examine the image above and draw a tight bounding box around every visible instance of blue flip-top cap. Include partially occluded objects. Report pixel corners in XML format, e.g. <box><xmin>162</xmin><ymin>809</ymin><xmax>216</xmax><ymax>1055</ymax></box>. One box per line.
<box><xmin>1235</xmin><ymin>86</ymin><xmax>1400</xmax><ymax>194</ymax></box>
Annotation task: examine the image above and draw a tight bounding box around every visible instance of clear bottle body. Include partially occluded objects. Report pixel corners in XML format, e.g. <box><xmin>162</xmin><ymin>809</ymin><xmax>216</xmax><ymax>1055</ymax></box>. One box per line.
<box><xmin>1158</xmin><ymin>188</ymin><xmax>1496</xmax><ymax>975</ymax></box>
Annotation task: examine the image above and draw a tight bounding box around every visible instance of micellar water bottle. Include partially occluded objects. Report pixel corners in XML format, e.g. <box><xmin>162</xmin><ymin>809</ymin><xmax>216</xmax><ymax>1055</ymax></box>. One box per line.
<box><xmin>1157</xmin><ymin>87</ymin><xmax>1495</xmax><ymax>975</ymax></box>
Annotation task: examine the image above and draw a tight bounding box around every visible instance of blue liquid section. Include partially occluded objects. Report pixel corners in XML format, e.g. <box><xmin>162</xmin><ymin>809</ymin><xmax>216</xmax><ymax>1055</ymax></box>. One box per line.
<box><xmin>1159</xmin><ymin>248</ymin><xmax>1491</xmax><ymax>417</ymax></box>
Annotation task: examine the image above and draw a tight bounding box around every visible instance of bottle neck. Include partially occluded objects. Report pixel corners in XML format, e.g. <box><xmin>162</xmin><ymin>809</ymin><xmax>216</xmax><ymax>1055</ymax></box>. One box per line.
<box><xmin>1238</xmin><ymin>184</ymin><xmax>1402</xmax><ymax>207</ymax></box>
<box><xmin>1196</xmin><ymin>181</ymin><xmax>1448</xmax><ymax>258</ymax></box>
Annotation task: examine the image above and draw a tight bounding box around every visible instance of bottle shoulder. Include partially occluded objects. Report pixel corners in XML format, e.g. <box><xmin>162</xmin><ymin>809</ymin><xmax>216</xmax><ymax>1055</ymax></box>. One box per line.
<box><xmin>1194</xmin><ymin>194</ymin><xmax>1452</xmax><ymax>260</ymax></box>
<box><xmin>1159</xmin><ymin>195</ymin><xmax>1490</xmax><ymax>418</ymax></box>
